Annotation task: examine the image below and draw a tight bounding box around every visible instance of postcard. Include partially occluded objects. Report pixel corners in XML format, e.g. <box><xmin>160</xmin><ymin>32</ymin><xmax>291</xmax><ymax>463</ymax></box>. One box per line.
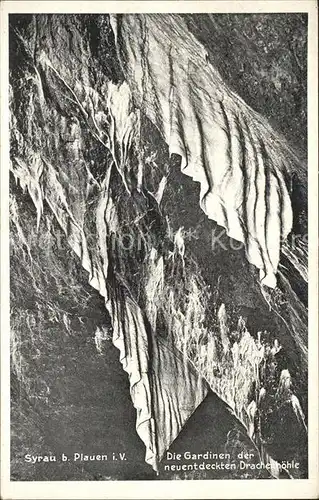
<box><xmin>1</xmin><ymin>1</ymin><xmax>318</xmax><ymax>498</ymax></box>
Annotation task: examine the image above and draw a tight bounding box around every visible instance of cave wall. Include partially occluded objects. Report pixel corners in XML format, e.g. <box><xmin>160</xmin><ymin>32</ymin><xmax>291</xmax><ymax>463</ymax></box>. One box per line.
<box><xmin>9</xmin><ymin>13</ymin><xmax>308</xmax><ymax>480</ymax></box>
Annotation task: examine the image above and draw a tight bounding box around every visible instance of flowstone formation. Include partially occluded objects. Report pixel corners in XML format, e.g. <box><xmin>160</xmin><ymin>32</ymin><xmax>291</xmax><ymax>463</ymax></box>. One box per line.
<box><xmin>10</xmin><ymin>14</ymin><xmax>308</xmax><ymax>480</ymax></box>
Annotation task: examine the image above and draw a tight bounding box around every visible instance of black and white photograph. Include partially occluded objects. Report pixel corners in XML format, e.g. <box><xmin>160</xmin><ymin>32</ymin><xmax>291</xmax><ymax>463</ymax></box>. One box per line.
<box><xmin>1</xmin><ymin>1</ymin><xmax>318</xmax><ymax>499</ymax></box>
